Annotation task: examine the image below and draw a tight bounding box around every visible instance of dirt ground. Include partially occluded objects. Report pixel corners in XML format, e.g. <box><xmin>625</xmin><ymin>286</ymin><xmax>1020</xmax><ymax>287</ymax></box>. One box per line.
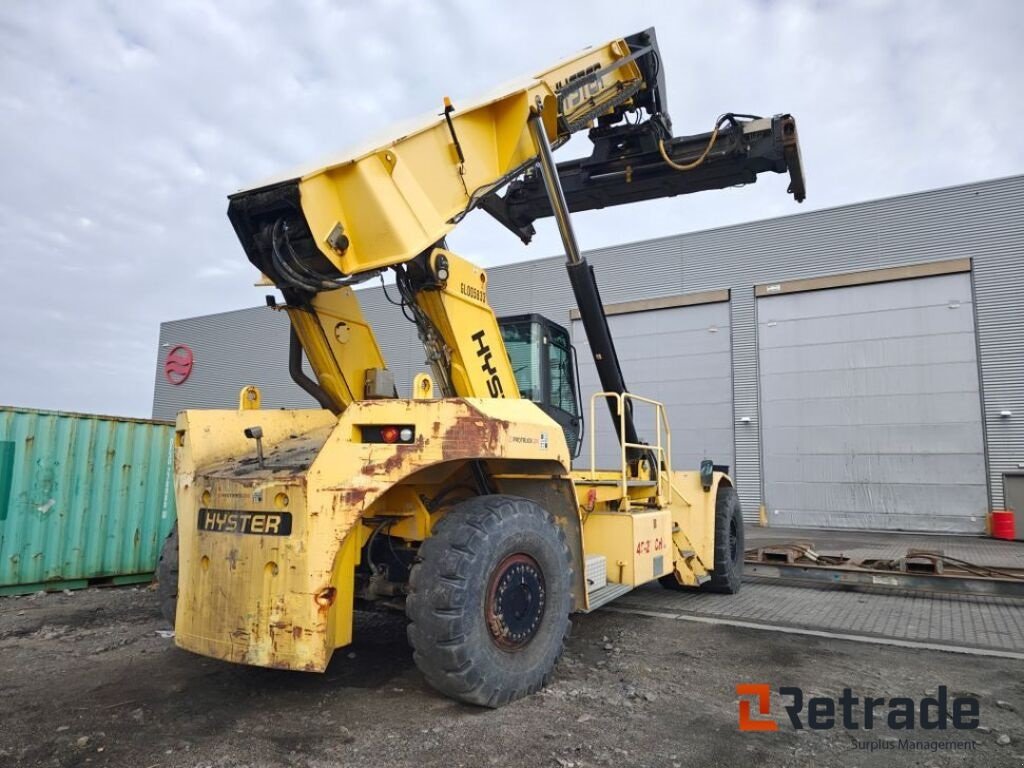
<box><xmin>1</xmin><ymin>586</ymin><xmax>1022</xmax><ymax>768</ymax></box>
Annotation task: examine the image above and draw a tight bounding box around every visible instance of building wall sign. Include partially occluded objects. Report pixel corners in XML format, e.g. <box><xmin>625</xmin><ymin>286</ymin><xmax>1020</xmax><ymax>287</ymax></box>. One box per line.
<box><xmin>164</xmin><ymin>345</ymin><xmax>194</xmax><ymax>385</ymax></box>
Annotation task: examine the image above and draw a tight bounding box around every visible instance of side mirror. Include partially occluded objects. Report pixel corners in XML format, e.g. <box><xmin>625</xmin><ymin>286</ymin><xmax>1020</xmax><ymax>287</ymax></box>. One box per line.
<box><xmin>699</xmin><ymin>459</ymin><xmax>714</xmax><ymax>492</ymax></box>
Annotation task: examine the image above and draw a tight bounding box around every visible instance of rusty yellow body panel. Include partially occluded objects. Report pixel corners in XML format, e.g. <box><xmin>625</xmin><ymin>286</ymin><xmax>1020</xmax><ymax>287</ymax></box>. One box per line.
<box><xmin>174</xmin><ymin>398</ymin><xmax>573</xmax><ymax>672</ymax></box>
<box><xmin>582</xmin><ymin>509</ymin><xmax>673</xmax><ymax>586</ymax></box>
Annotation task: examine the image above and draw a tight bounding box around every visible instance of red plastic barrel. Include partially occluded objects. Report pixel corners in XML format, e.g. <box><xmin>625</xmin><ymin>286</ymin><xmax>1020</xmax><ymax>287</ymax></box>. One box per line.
<box><xmin>990</xmin><ymin>510</ymin><xmax>1016</xmax><ymax>540</ymax></box>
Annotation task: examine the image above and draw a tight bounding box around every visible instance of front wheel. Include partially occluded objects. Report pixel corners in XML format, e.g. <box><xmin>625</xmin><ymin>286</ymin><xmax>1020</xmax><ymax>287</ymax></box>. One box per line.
<box><xmin>703</xmin><ymin>485</ymin><xmax>744</xmax><ymax>593</ymax></box>
<box><xmin>406</xmin><ymin>494</ymin><xmax>573</xmax><ymax>707</ymax></box>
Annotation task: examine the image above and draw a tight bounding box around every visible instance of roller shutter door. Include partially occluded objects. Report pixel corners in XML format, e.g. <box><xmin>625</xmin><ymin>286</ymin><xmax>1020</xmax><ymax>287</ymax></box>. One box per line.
<box><xmin>758</xmin><ymin>272</ymin><xmax>987</xmax><ymax>532</ymax></box>
<box><xmin>572</xmin><ymin>301</ymin><xmax>734</xmax><ymax>478</ymax></box>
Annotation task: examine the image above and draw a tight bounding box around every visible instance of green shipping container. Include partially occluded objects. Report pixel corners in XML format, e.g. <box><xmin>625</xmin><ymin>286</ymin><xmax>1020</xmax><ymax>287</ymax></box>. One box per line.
<box><xmin>0</xmin><ymin>406</ymin><xmax>177</xmax><ymax>595</ymax></box>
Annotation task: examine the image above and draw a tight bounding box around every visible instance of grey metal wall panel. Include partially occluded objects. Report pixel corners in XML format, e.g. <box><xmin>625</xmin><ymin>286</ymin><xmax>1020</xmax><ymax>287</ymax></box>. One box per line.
<box><xmin>762</xmin><ymin>362</ymin><xmax>982</xmax><ymax>398</ymax></box>
<box><xmin>758</xmin><ymin>273</ymin><xmax>988</xmax><ymax>532</ymax></box>
<box><xmin>763</xmin><ymin>482</ymin><xmax>984</xmax><ymax>532</ymax></box>
<box><xmin>1005</xmin><ymin>473</ymin><xmax>1024</xmax><ymax>517</ymax></box>
<box><xmin>151</xmin><ymin>290</ymin><xmax>426</xmax><ymax>421</ymax></box>
<box><xmin>971</xmin><ymin>225</ymin><xmax>1024</xmax><ymax>513</ymax></box>
<box><xmin>766</xmin><ymin>423</ymin><xmax>983</xmax><ymax>456</ymax></box>
<box><xmin>571</xmin><ymin>302</ymin><xmax>733</xmax><ymax>475</ymax></box>
<box><xmin>152</xmin><ymin>306</ymin><xmax>310</xmax><ymax>420</ymax></box>
<box><xmin>759</xmin><ymin>335</ymin><xmax>979</xmax><ymax>376</ymax></box>
<box><xmin>729</xmin><ymin>289</ymin><xmax>762</xmax><ymax>520</ymax></box>
<box><xmin>152</xmin><ymin>175</ymin><xmax>1024</xmax><ymax>521</ymax></box>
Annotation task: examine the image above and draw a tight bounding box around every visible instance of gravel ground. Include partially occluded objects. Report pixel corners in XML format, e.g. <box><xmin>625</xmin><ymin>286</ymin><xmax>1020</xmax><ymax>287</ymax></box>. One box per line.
<box><xmin>1</xmin><ymin>585</ymin><xmax>1022</xmax><ymax>768</ymax></box>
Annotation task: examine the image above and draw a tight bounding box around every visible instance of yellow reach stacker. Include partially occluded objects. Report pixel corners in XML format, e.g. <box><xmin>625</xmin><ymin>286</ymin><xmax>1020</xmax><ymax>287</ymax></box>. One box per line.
<box><xmin>158</xmin><ymin>27</ymin><xmax>806</xmax><ymax>706</ymax></box>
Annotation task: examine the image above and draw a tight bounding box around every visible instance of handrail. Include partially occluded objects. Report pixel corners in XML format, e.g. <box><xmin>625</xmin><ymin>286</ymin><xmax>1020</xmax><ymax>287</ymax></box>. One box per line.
<box><xmin>587</xmin><ymin>391</ymin><xmax>673</xmax><ymax>506</ymax></box>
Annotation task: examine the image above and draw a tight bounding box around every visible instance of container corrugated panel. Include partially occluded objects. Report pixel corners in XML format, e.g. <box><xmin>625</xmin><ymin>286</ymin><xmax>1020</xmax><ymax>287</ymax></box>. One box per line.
<box><xmin>0</xmin><ymin>406</ymin><xmax>177</xmax><ymax>592</ymax></box>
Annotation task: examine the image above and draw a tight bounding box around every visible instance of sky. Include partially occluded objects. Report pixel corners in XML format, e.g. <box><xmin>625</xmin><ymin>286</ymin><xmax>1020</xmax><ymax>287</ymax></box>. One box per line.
<box><xmin>1</xmin><ymin>0</ymin><xmax>1022</xmax><ymax>418</ymax></box>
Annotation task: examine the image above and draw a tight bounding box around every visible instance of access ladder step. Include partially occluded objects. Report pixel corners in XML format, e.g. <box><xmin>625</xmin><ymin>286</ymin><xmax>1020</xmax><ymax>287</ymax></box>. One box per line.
<box><xmin>585</xmin><ymin>582</ymin><xmax>633</xmax><ymax>612</ymax></box>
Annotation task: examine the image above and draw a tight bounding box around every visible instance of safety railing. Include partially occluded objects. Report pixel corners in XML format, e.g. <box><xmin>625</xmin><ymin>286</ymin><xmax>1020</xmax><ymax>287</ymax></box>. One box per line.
<box><xmin>587</xmin><ymin>392</ymin><xmax>672</xmax><ymax>506</ymax></box>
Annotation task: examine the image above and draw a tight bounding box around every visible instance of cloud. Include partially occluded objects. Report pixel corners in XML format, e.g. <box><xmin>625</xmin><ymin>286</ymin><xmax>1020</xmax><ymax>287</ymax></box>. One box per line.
<box><xmin>0</xmin><ymin>0</ymin><xmax>1022</xmax><ymax>416</ymax></box>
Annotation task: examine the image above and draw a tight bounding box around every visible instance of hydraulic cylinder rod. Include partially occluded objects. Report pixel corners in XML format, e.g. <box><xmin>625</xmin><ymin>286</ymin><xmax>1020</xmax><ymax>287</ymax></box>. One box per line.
<box><xmin>526</xmin><ymin>110</ymin><xmax>643</xmax><ymax>458</ymax></box>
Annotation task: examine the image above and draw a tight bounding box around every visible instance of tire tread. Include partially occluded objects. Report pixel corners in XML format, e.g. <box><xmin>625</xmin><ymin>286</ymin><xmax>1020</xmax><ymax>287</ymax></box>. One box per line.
<box><xmin>406</xmin><ymin>494</ymin><xmax>573</xmax><ymax>707</ymax></box>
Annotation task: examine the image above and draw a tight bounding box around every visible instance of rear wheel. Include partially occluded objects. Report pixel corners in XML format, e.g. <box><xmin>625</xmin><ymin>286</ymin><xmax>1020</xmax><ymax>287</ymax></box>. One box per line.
<box><xmin>156</xmin><ymin>524</ymin><xmax>179</xmax><ymax>627</ymax></box>
<box><xmin>659</xmin><ymin>484</ymin><xmax>744</xmax><ymax>594</ymax></box>
<box><xmin>406</xmin><ymin>494</ymin><xmax>573</xmax><ymax>707</ymax></box>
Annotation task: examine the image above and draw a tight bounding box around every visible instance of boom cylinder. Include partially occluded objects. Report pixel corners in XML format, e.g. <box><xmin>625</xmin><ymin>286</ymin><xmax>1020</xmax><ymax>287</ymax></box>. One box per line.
<box><xmin>526</xmin><ymin>111</ymin><xmax>643</xmax><ymax>457</ymax></box>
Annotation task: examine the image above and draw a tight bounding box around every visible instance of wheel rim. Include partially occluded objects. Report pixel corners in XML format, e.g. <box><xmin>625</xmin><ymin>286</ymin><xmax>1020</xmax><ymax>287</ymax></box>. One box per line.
<box><xmin>485</xmin><ymin>553</ymin><xmax>546</xmax><ymax>650</ymax></box>
<box><xmin>728</xmin><ymin>517</ymin><xmax>739</xmax><ymax>563</ymax></box>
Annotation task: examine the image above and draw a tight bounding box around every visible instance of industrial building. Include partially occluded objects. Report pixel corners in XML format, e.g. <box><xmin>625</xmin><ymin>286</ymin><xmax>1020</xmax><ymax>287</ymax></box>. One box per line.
<box><xmin>153</xmin><ymin>175</ymin><xmax>1024</xmax><ymax>534</ymax></box>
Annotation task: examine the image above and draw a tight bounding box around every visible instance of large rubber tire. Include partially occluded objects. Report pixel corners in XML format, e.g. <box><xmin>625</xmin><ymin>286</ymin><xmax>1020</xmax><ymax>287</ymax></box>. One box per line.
<box><xmin>406</xmin><ymin>494</ymin><xmax>573</xmax><ymax>707</ymax></box>
<box><xmin>156</xmin><ymin>524</ymin><xmax>179</xmax><ymax>627</ymax></box>
<box><xmin>703</xmin><ymin>485</ymin><xmax>744</xmax><ymax>593</ymax></box>
<box><xmin>659</xmin><ymin>484</ymin><xmax>744</xmax><ymax>594</ymax></box>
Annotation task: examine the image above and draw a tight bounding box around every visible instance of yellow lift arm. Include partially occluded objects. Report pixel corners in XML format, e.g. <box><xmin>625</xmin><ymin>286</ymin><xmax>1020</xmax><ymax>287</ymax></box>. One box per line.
<box><xmin>228</xmin><ymin>30</ymin><xmax>662</xmax><ymax>419</ymax></box>
<box><xmin>230</xmin><ymin>34</ymin><xmax>652</xmax><ymax>277</ymax></box>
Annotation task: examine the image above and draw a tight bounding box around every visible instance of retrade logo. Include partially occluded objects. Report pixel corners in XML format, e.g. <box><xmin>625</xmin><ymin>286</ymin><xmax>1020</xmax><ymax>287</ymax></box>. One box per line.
<box><xmin>164</xmin><ymin>345</ymin><xmax>194</xmax><ymax>385</ymax></box>
<box><xmin>736</xmin><ymin>684</ymin><xmax>980</xmax><ymax>732</ymax></box>
<box><xmin>737</xmin><ymin>684</ymin><xmax>779</xmax><ymax>731</ymax></box>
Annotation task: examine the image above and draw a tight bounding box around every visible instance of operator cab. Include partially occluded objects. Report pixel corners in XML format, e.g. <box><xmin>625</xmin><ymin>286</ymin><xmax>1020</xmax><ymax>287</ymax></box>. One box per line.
<box><xmin>498</xmin><ymin>314</ymin><xmax>583</xmax><ymax>457</ymax></box>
